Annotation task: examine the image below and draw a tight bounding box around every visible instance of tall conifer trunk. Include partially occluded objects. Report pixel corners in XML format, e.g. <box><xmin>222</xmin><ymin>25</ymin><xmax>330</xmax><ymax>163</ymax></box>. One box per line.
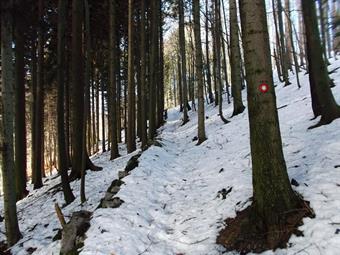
<box><xmin>193</xmin><ymin>0</ymin><xmax>207</xmax><ymax>145</ymax></box>
<box><xmin>302</xmin><ymin>0</ymin><xmax>340</xmax><ymax>127</ymax></box>
<box><xmin>127</xmin><ymin>0</ymin><xmax>137</xmax><ymax>153</ymax></box>
<box><xmin>230</xmin><ymin>0</ymin><xmax>245</xmax><ymax>116</ymax></box>
<box><xmin>14</xmin><ymin>5</ymin><xmax>28</xmax><ymax>200</ymax></box>
<box><xmin>179</xmin><ymin>0</ymin><xmax>189</xmax><ymax>124</ymax></box>
<box><xmin>109</xmin><ymin>0</ymin><xmax>119</xmax><ymax>159</ymax></box>
<box><xmin>32</xmin><ymin>0</ymin><xmax>45</xmax><ymax>189</ymax></box>
<box><xmin>70</xmin><ymin>0</ymin><xmax>85</xmax><ymax>179</ymax></box>
<box><xmin>57</xmin><ymin>0</ymin><xmax>75</xmax><ymax>205</ymax></box>
<box><xmin>1</xmin><ymin>0</ymin><xmax>22</xmax><ymax>245</ymax></box>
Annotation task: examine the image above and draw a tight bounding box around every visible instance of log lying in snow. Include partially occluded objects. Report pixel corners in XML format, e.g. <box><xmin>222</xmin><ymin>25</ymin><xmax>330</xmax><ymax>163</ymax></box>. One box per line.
<box><xmin>60</xmin><ymin>210</ymin><xmax>92</xmax><ymax>255</ymax></box>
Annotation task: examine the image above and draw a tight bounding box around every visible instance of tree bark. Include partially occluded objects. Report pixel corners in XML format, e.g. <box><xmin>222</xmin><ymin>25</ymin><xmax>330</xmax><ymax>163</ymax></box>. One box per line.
<box><xmin>277</xmin><ymin>0</ymin><xmax>291</xmax><ymax>85</ymax></box>
<box><xmin>148</xmin><ymin>0</ymin><xmax>159</xmax><ymax>141</ymax></box>
<box><xmin>179</xmin><ymin>0</ymin><xmax>189</xmax><ymax>124</ymax></box>
<box><xmin>302</xmin><ymin>0</ymin><xmax>340</xmax><ymax>126</ymax></box>
<box><xmin>140</xmin><ymin>0</ymin><xmax>148</xmax><ymax>149</ymax></box>
<box><xmin>1</xmin><ymin>0</ymin><xmax>22</xmax><ymax>244</ymax></box>
<box><xmin>205</xmin><ymin>0</ymin><xmax>214</xmax><ymax>104</ymax></box>
<box><xmin>32</xmin><ymin>0</ymin><xmax>45</xmax><ymax>189</ymax></box>
<box><xmin>284</xmin><ymin>0</ymin><xmax>293</xmax><ymax>69</ymax></box>
<box><xmin>193</xmin><ymin>0</ymin><xmax>207</xmax><ymax>145</ymax></box>
<box><xmin>70</xmin><ymin>0</ymin><xmax>85</xmax><ymax>179</ymax></box>
<box><xmin>109</xmin><ymin>0</ymin><xmax>119</xmax><ymax>159</ymax></box>
<box><xmin>127</xmin><ymin>0</ymin><xmax>137</xmax><ymax>153</ymax></box>
<box><xmin>214</xmin><ymin>0</ymin><xmax>229</xmax><ymax>123</ymax></box>
<box><xmin>14</xmin><ymin>5</ymin><xmax>28</xmax><ymax>200</ymax></box>
<box><xmin>230</xmin><ymin>0</ymin><xmax>245</xmax><ymax>116</ymax></box>
<box><xmin>57</xmin><ymin>0</ymin><xmax>75</xmax><ymax>205</ymax></box>
<box><xmin>332</xmin><ymin>0</ymin><xmax>340</xmax><ymax>55</ymax></box>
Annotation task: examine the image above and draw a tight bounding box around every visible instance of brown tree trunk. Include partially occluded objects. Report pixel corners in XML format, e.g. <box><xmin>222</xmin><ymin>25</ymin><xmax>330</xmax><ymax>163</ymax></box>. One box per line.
<box><xmin>70</xmin><ymin>0</ymin><xmax>85</xmax><ymax>180</ymax></box>
<box><xmin>1</xmin><ymin>0</ymin><xmax>22</xmax><ymax>244</ymax></box>
<box><xmin>127</xmin><ymin>0</ymin><xmax>137</xmax><ymax>153</ymax></box>
<box><xmin>14</xmin><ymin>6</ymin><xmax>28</xmax><ymax>200</ymax></box>
<box><xmin>179</xmin><ymin>0</ymin><xmax>189</xmax><ymax>124</ymax></box>
<box><xmin>109</xmin><ymin>0</ymin><xmax>119</xmax><ymax>159</ymax></box>
<box><xmin>57</xmin><ymin>0</ymin><xmax>75</xmax><ymax>205</ymax></box>
<box><xmin>230</xmin><ymin>0</ymin><xmax>245</xmax><ymax>116</ymax></box>
<box><xmin>32</xmin><ymin>0</ymin><xmax>44</xmax><ymax>189</ymax></box>
<box><xmin>284</xmin><ymin>0</ymin><xmax>293</xmax><ymax>69</ymax></box>
<box><xmin>277</xmin><ymin>0</ymin><xmax>291</xmax><ymax>85</ymax></box>
<box><xmin>193</xmin><ymin>0</ymin><xmax>207</xmax><ymax>145</ymax></box>
<box><xmin>205</xmin><ymin>0</ymin><xmax>214</xmax><ymax>104</ymax></box>
<box><xmin>140</xmin><ymin>0</ymin><xmax>148</xmax><ymax>149</ymax></box>
<box><xmin>214</xmin><ymin>0</ymin><xmax>229</xmax><ymax>123</ymax></box>
<box><xmin>148</xmin><ymin>0</ymin><xmax>159</xmax><ymax>140</ymax></box>
<box><xmin>302</xmin><ymin>0</ymin><xmax>340</xmax><ymax>127</ymax></box>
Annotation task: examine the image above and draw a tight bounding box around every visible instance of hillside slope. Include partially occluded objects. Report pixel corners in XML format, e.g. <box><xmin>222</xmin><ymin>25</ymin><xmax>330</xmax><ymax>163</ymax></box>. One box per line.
<box><xmin>1</xmin><ymin>59</ymin><xmax>340</xmax><ymax>255</ymax></box>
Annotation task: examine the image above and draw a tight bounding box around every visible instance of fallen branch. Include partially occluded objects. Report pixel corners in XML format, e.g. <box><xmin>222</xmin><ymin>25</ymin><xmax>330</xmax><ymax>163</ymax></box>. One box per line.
<box><xmin>55</xmin><ymin>203</ymin><xmax>66</xmax><ymax>227</ymax></box>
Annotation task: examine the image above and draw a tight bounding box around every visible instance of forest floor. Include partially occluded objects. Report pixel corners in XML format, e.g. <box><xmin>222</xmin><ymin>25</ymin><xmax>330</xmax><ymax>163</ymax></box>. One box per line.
<box><xmin>1</xmin><ymin>59</ymin><xmax>340</xmax><ymax>255</ymax></box>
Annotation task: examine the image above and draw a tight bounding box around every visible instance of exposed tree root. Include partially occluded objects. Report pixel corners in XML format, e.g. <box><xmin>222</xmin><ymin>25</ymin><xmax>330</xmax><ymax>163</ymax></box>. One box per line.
<box><xmin>232</xmin><ymin>106</ymin><xmax>246</xmax><ymax>117</ymax></box>
<box><xmin>217</xmin><ymin>200</ymin><xmax>314</xmax><ymax>254</ymax></box>
<box><xmin>308</xmin><ymin>113</ymin><xmax>340</xmax><ymax>129</ymax></box>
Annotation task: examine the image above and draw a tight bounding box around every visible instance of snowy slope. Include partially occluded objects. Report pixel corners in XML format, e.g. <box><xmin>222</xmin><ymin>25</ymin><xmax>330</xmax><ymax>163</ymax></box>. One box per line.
<box><xmin>81</xmin><ymin>59</ymin><xmax>340</xmax><ymax>255</ymax></box>
<box><xmin>0</xmin><ymin>146</ymin><xmax>140</xmax><ymax>254</ymax></box>
<box><xmin>1</xmin><ymin>59</ymin><xmax>340</xmax><ymax>255</ymax></box>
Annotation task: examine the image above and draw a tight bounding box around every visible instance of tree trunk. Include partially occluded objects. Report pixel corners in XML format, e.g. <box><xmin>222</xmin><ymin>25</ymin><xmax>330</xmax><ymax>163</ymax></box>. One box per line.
<box><xmin>116</xmin><ymin>46</ymin><xmax>122</xmax><ymax>143</ymax></box>
<box><xmin>302</xmin><ymin>0</ymin><xmax>340</xmax><ymax>127</ymax></box>
<box><xmin>14</xmin><ymin>6</ymin><xmax>28</xmax><ymax>200</ymax></box>
<box><xmin>127</xmin><ymin>0</ymin><xmax>137</xmax><ymax>153</ymax></box>
<box><xmin>220</xmin><ymin>0</ymin><xmax>231</xmax><ymax>104</ymax></box>
<box><xmin>101</xmin><ymin>74</ymin><xmax>106</xmax><ymax>152</ymax></box>
<box><xmin>277</xmin><ymin>0</ymin><xmax>291</xmax><ymax>85</ymax></box>
<box><xmin>57</xmin><ymin>0</ymin><xmax>75</xmax><ymax>205</ymax></box>
<box><xmin>140</xmin><ymin>0</ymin><xmax>148</xmax><ymax>149</ymax></box>
<box><xmin>332</xmin><ymin>0</ymin><xmax>340</xmax><ymax>55</ymax></box>
<box><xmin>286</xmin><ymin>5</ymin><xmax>301</xmax><ymax>88</ymax></box>
<box><xmin>1</xmin><ymin>0</ymin><xmax>22</xmax><ymax>244</ymax></box>
<box><xmin>317</xmin><ymin>0</ymin><xmax>329</xmax><ymax>63</ymax></box>
<box><xmin>205</xmin><ymin>0</ymin><xmax>214</xmax><ymax>104</ymax></box>
<box><xmin>177</xmin><ymin>51</ymin><xmax>183</xmax><ymax>112</ymax></box>
<box><xmin>324</xmin><ymin>0</ymin><xmax>332</xmax><ymax>58</ymax></box>
<box><xmin>298</xmin><ymin>0</ymin><xmax>306</xmax><ymax>67</ymax></box>
<box><xmin>272</xmin><ymin>0</ymin><xmax>284</xmax><ymax>82</ymax></box>
<box><xmin>65</xmin><ymin>50</ymin><xmax>71</xmax><ymax>166</ymax></box>
<box><xmin>230</xmin><ymin>0</ymin><xmax>245</xmax><ymax>116</ymax></box>
<box><xmin>109</xmin><ymin>0</ymin><xmax>119</xmax><ymax>159</ymax></box>
<box><xmin>284</xmin><ymin>0</ymin><xmax>293</xmax><ymax>69</ymax></box>
<box><xmin>32</xmin><ymin>0</ymin><xmax>45</xmax><ymax>189</ymax></box>
<box><xmin>193</xmin><ymin>0</ymin><xmax>207</xmax><ymax>145</ymax></box>
<box><xmin>91</xmin><ymin>71</ymin><xmax>96</xmax><ymax>153</ymax></box>
<box><xmin>70</xmin><ymin>0</ymin><xmax>85</xmax><ymax>179</ymax></box>
<box><xmin>96</xmin><ymin>70</ymin><xmax>100</xmax><ymax>152</ymax></box>
<box><xmin>179</xmin><ymin>0</ymin><xmax>189</xmax><ymax>124</ymax></box>
<box><xmin>148</xmin><ymin>0</ymin><xmax>159</xmax><ymax>140</ymax></box>
<box><xmin>214</xmin><ymin>0</ymin><xmax>228</xmax><ymax>123</ymax></box>
<box><xmin>158</xmin><ymin>4</ymin><xmax>165</xmax><ymax>127</ymax></box>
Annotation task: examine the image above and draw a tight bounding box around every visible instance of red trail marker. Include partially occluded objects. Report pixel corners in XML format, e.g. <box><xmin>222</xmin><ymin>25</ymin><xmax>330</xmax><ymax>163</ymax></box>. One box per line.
<box><xmin>258</xmin><ymin>83</ymin><xmax>269</xmax><ymax>93</ymax></box>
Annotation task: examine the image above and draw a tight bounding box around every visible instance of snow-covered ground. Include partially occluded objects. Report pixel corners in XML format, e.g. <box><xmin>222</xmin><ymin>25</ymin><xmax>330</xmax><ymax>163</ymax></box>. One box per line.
<box><xmin>1</xmin><ymin>59</ymin><xmax>340</xmax><ymax>255</ymax></box>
